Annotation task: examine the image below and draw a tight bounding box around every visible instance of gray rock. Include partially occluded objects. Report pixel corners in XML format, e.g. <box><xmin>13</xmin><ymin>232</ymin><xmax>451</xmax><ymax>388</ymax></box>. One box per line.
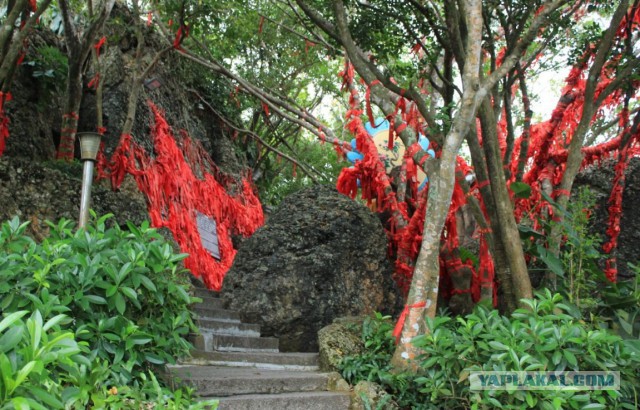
<box><xmin>0</xmin><ymin>157</ymin><xmax>147</xmax><ymax>236</ymax></box>
<box><xmin>222</xmin><ymin>185</ymin><xmax>401</xmax><ymax>352</ymax></box>
<box><xmin>326</xmin><ymin>372</ymin><xmax>351</xmax><ymax>392</ymax></box>
<box><xmin>574</xmin><ymin>157</ymin><xmax>640</xmax><ymax>280</ymax></box>
<box><xmin>351</xmin><ymin>381</ymin><xmax>398</xmax><ymax>410</ymax></box>
<box><xmin>317</xmin><ymin>318</ymin><xmax>365</xmax><ymax>372</ymax></box>
<box><xmin>3</xmin><ymin>4</ymin><xmax>245</xmax><ymax>178</ymax></box>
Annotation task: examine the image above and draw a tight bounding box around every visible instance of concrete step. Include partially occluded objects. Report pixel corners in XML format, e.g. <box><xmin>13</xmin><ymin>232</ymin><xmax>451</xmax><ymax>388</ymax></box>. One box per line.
<box><xmin>172</xmin><ymin>366</ymin><xmax>333</xmax><ymax>397</ymax></box>
<box><xmin>197</xmin><ymin>319</ymin><xmax>260</xmax><ymax>337</ymax></box>
<box><xmin>192</xmin><ymin>333</ymin><xmax>279</xmax><ymax>353</ymax></box>
<box><xmin>214</xmin><ymin>391</ymin><xmax>351</xmax><ymax>409</ymax></box>
<box><xmin>193</xmin><ymin>295</ymin><xmax>225</xmax><ymax>310</ymax></box>
<box><xmin>185</xmin><ymin>350</ymin><xmax>319</xmax><ymax>370</ymax></box>
<box><xmin>193</xmin><ymin>307</ymin><xmax>241</xmax><ymax>322</ymax></box>
<box><xmin>193</xmin><ymin>287</ymin><xmax>221</xmax><ymax>299</ymax></box>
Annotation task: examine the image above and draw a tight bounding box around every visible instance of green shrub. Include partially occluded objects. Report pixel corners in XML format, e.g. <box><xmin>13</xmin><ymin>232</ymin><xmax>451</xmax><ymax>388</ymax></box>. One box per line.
<box><xmin>340</xmin><ymin>292</ymin><xmax>639</xmax><ymax>409</ymax></box>
<box><xmin>0</xmin><ymin>215</ymin><xmax>217</xmax><ymax>409</ymax></box>
<box><xmin>0</xmin><ymin>310</ymin><xmax>82</xmax><ymax>409</ymax></box>
<box><xmin>339</xmin><ymin>313</ymin><xmax>424</xmax><ymax>407</ymax></box>
<box><xmin>594</xmin><ymin>264</ymin><xmax>640</xmax><ymax>355</ymax></box>
<box><xmin>340</xmin><ymin>313</ymin><xmax>395</xmax><ymax>384</ymax></box>
<box><xmin>413</xmin><ymin>290</ymin><xmax>639</xmax><ymax>409</ymax></box>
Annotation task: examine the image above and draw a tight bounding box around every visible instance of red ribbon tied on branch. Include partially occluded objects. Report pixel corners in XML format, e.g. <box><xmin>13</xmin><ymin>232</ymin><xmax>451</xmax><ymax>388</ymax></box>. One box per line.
<box><xmin>393</xmin><ymin>301</ymin><xmax>427</xmax><ymax>344</ymax></box>
<box><xmin>94</xmin><ymin>36</ymin><xmax>106</xmax><ymax>57</ymax></box>
<box><xmin>173</xmin><ymin>25</ymin><xmax>190</xmax><ymax>49</ymax></box>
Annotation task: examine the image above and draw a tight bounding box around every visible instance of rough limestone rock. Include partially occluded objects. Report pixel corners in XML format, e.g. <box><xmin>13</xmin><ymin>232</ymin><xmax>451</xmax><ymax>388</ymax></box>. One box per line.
<box><xmin>351</xmin><ymin>381</ymin><xmax>398</xmax><ymax>410</ymax></box>
<box><xmin>4</xmin><ymin>4</ymin><xmax>245</xmax><ymax>176</ymax></box>
<box><xmin>317</xmin><ymin>317</ymin><xmax>365</xmax><ymax>372</ymax></box>
<box><xmin>0</xmin><ymin>157</ymin><xmax>147</xmax><ymax>236</ymax></box>
<box><xmin>222</xmin><ymin>185</ymin><xmax>401</xmax><ymax>352</ymax></box>
<box><xmin>574</xmin><ymin>157</ymin><xmax>640</xmax><ymax>279</ymax></box>
<box><xmin>326</xmin><ymin>372</ymin><xmax>351</xmax><ymax>392</ymax></box>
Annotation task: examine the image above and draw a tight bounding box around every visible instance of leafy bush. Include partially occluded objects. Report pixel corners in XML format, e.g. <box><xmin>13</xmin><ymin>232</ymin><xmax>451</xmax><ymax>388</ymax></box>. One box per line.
<box><xmin>340</xmin><ymin>292</ymin><xmax>639</xmax><ymax>409</ymax></box>
<box><xmin>339</xmin><ymin>313</ymin><xmax>424</xmax><ymax>408</ymax></box>
<box><xmin>0</xmin><ymin>215</ymin><xmax>217</xmax><ymax>409</ymax></box>
<box><xmin>413</xmin><ymin>290</ymin><xmax>639</xmax><ymax>409</ymax></box>
<box><xmin>340</xmin><ymin>312</ymin><xmax>395</xmax><ymax>384</ymax></box>
<box><xmin>595</xmin><ymin>264</ymin><xmax>640</xmax><ymax>352</ymax></box>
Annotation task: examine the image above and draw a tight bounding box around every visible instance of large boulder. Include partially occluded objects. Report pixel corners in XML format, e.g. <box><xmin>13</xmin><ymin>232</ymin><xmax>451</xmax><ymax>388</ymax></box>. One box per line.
<box><xmin>574</xmin><ymin>157</ymin><xmax>640</xmax><ymax>279</ymax></box>
<box><xmin>222</xmin><ymin>185</ymin><xmax>401</xmax><ymax>352</ymax></box>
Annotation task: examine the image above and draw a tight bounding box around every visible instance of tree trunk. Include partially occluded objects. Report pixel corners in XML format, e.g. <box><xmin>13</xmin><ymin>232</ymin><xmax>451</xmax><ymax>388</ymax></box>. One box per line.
<box><xmin>0</xmin><ymin>0</ymin><xmax>53</xmax><ymax>91</ymax></box>
<box><xmin>478</xmin><ymin>98</ymin><xmax>533</xmax><ymax>306</ymax></box>
<box><xmin>56</xmin><ymin>0</ymin><xmax>115</xmax><ymax>161</ymax></box>
<box><xmin>390</xmin><ymin>137</ymin><xmax>462</xmax><ymax>370</ymax></box>
<box><xmin>56</xmin><ymin>59</ymin><xmax>83</xmax><ymax>160</ymax></box>
<box><xmin>465</xmin><ymin>126</ymin><xmax>517</xmax><ymax>312</ymax></box>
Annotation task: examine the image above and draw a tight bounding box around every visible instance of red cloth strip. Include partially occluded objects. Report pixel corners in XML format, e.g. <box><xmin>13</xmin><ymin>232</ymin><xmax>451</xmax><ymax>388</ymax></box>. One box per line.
<box><xmin>393</xmin><ymin>301</ymin><xmax>427</xmax><ymax>344</ymax></box>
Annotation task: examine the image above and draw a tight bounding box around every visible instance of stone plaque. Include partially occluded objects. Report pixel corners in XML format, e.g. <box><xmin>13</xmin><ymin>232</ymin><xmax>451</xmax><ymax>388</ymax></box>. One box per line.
<box><xmin>196</xmin><ymin>212</ymin><xmax>221</xmax><ymax>260</ymax></box>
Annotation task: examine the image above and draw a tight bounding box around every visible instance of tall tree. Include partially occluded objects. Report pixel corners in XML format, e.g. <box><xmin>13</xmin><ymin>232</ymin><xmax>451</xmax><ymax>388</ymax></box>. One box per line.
<box><xmin>55</xmin><ymin>0</ymin><xmax>115</xmax><ymax>161</ymax></box>
<box><xmin>287</xmin><ymin>0</ymin><xmax>638</xmax><ymax>370</ymax></box>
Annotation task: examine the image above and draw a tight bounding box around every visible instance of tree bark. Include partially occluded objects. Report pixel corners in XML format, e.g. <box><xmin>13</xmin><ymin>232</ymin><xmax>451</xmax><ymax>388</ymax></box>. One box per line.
<box><xmin>478</xmin><ymin>98</ymin><xmax>533</xmax><ymax>306</ymax></box>
<box><xmin>56</xmin><ymin>0</ymin><xmax>115</xmax><ymax>161</ymax></box>
<box><xmin>0</xmin><ymin>0</ymin><xmax>53</xmax><ymax>91</ymax></box>
<box><xmin>390</xmin><ymin>0</ymin><xmax>484</xmax><ymax>371</ymax></box>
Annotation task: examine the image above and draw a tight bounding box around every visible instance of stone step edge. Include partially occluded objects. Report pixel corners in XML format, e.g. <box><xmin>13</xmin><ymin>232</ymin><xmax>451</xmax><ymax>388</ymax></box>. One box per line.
<box><xmin>185</xmin><ymin>350</ymin><xmax>318</xmax><ymax>368</ymax></box>
<box><xmin>191</xmin><ymin>333</ymin><xmax>280</xmax><ymax>353</ymax></box>
<box><xmin>196</xmin><ymin>321</ymin><xmax>260</xmax><ymax>336</ymax></box>
<box><xmin>210</xmin><ymin>391</ymin><xmax>352</xmax><ymax>408</ymax></box>
<box><xmin>178</xmin><ymin>357</ymin><xmax>319</xmax><ymax>371</ymax></box>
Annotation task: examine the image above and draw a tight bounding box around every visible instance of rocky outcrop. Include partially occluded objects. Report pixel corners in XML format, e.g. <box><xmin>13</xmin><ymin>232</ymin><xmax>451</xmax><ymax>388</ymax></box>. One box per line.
<box><xmin>222</xmin><ymin>185</ymin><xmax>401</xmax><ymax>352</ymax></box>
<box><xmin>0</xmin><ymin>157</ymin><xmax>147</xmax><ymax>237</ymax></box>
<box><xmin>317</xmin><ymin>317</ymin><xmax>365</xmax><ymax>372</ymax></box>
<box><xmin>351</xmin><ymin>381</ymin><xmax>398</xmax><ymax>410</ymax></box>
<box><xmin>574</xmin><ymin>157</ymin><xmax>640</xmax><ymax>279</ymax></box>
<box><xmin>3</xmin><ymin>3</ymin><xmax>245</xmax><ymax>176</ymax></box>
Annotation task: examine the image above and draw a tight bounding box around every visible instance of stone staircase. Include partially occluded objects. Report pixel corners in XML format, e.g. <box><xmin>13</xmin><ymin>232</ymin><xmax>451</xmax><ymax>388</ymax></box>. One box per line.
<box><xmin>170</xmin><ymin>287</ymin><xmax>351</xmax><ymax>409</ymax></box>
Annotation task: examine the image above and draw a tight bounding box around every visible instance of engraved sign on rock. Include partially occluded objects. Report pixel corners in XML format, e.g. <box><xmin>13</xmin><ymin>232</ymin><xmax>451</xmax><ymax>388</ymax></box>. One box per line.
<box><xmin>196</xmin><ymin>212</ymin><xmax>221</xmax><ymax>260</ymax></box>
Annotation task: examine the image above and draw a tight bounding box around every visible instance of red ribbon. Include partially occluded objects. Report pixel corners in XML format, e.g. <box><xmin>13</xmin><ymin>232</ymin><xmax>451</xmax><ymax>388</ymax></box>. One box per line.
<box><xmin>94</xmin><ymin>36</ymin><xmax>106</xmax><ymax>57</ymax></box>
<box><xmin>393</xmin><ymin>301</ymin><xmax>427</xmax><ymax>344</ymax></box>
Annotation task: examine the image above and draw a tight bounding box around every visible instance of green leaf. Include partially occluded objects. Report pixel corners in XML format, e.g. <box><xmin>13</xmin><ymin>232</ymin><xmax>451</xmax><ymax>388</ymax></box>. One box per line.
<box><xmin>145</xmin><ymin>353</ymin><xmax>165</xmax><ymax>364</ymax></box>
<box><xmin>13</xmin><ymin>361</ymin><xmax>36</xmax><ymax>392</ymax></box>
<box><xmin>29</xmin><ymin>385</ymin><xmax>65</xmax><ymax>408</ymax></box>
<box><xmin>488</xmin><ymin>341</ymin><xmax>509</xmax><ymax>351</ymax></box>
<box><xmin>510</xmin><ymin>181</ymin><xmax>532</xmax><ymax>199</ymax></box>
<box><xmin>0</xmin><ymin>311</ymin><xmax>28</xmax><ymax>333</ymax></box>
<box><xmin>120</xmin><ymin>287</ymin><xmax>137</xmax><ymax>301</ymax></box>
<box><xmin>10</xmin><ymin>397</ymin><xmax>30</xmax><ymax>410</ymax></box>
<box><xmin>525</xmin><ymin>392</ymin><xmax>536</xmax><ymax>407</ymax></box>
<box><xmin>29</xmin><ymin>310</ymin><xmax>43</xmax><ymax>354</ymax></box>
<box><xmin>0</xmin><ymin>325</ymin><xmax>23</xmax><ymax>353</ymax></box>
<box><xmin>84</xmin><ymin>295</ymin><xmax>107</xmax><ymax>305</ymax></box>
<box><xmin>564</xmin><ymin>350</ymin><xmax>578</xmax><ymax>367</ymax></box>
<box><xmin>536</xmin><ymin>245</ymin><xmax>565</xmax><ymax>278</ymax></box>
<box><xmin>43</xmin><ymin>314</ymin><xmax>68</xmax><ymax>331</ymax></box>
<box><xmin>552</xmin><ymin>397</ymin><xmax>563</xmax><ymax>410</ymax></box>
<box><xmin>139</xmin><ymin>275</ymin><xmax>157</xmax><ymax>292</ymax></box>
<box><xmin>106</xmin><ymin>285</ymin><xmax>118</xmax><ymax>298</ymax></box>
<box><xmin>175</xmin><ymin>285</ymin><xmax>191</xmax><ymax>303</ymax></box>
<box><xmin>115</xmin><ymin>293</ymin><xmax>126</xmax><ymax>315</ymax></box>
<box><xmin>582</xmin><ymin>404</ymin><xmax>606</xmax><ymax>409</ymax></box>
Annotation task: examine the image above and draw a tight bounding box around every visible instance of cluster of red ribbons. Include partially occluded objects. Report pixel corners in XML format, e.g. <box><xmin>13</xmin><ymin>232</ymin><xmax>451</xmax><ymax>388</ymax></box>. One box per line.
<box><xmin>95</xmin><ymin>102</ymin><xmax>264</xmax><ymax>290</ymax></box>
<box><xmin>334</xmin><ymin>5</ymin><xmax>640</xmax><ymax>308</ymax></box>
<box><xmin>0</xmin><ymin>92</ymin><xmax>12</xmax><ymax>156</ymax></box>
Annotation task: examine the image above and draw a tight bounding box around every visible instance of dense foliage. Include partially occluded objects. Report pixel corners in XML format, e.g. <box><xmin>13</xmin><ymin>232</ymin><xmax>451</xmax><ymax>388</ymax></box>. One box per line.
<box><xmin>0</xmin><ymin>215</ymin><xmax>217</xmax><ymax>409</ymax></box>
<box><xmin>340</xmin><ymin>292</ymin><xmax>640</xmax><ymax>410</ymax></box>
